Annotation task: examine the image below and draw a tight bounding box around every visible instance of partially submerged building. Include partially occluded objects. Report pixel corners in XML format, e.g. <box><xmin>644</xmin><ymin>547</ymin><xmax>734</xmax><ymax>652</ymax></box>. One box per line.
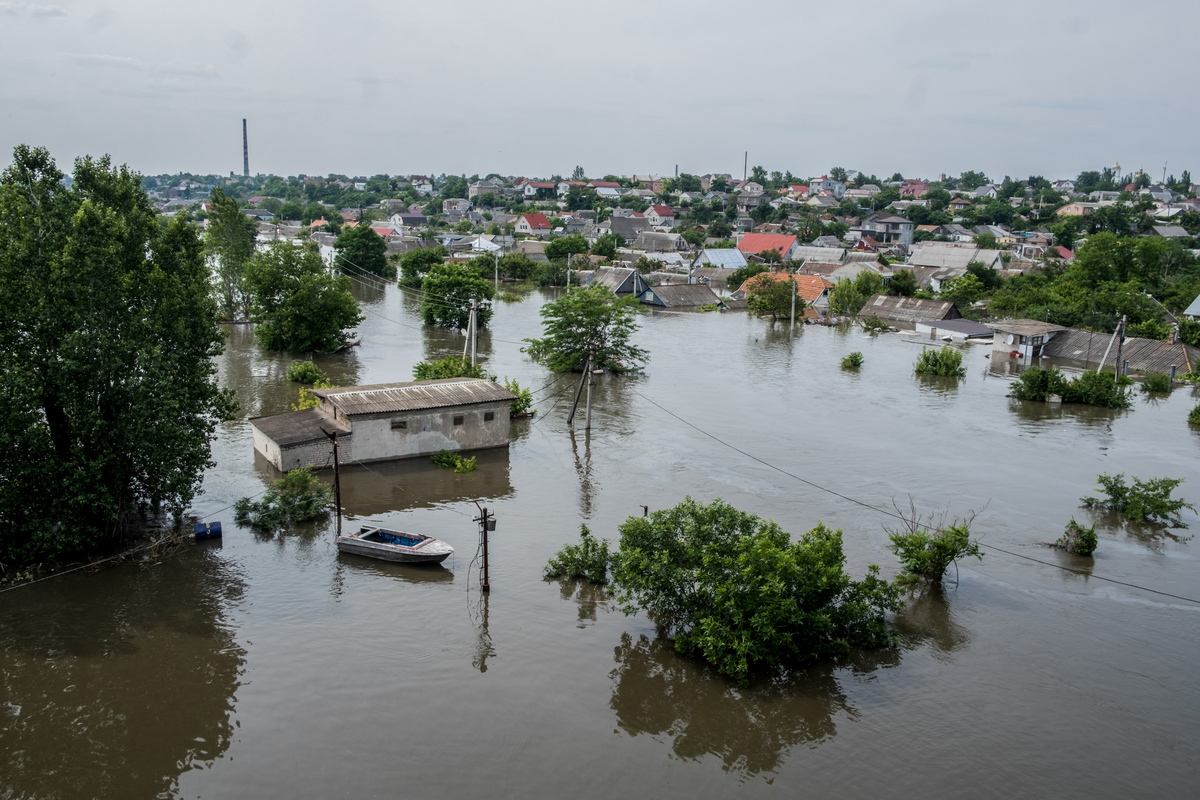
<box><xmin>250</xmin><ymin>378</ymin><xmax>516</xmax><ymax>471</ymax></box>
<box><xmin>638</xmin><ymin>283</ymin><xmax>723</xmax><ymax>308</ymax></box>
<box><xmin>860</xmin><ymin>295</ymin><xmax>962</xmax><ymax>325</ymax></box>
<box><xmin>987</xmin><ymin>320</ymin><xmax>1069</xmax><ymax>360</ymax></box>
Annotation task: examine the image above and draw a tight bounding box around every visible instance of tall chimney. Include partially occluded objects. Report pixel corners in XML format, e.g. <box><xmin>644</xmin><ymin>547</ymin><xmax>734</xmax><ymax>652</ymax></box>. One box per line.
<box><xmin>242</xmin><ymin>119</ymin><xmax>249</xmax><ymax>178</ymax></box>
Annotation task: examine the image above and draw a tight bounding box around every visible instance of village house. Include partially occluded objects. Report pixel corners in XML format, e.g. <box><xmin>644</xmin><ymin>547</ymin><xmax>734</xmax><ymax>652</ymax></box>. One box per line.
<box><xmin>632</xmin><ymin>175</ymin><xmax>665</xmax><ymax>193</ymax></box>
<box><xmin>514</xmin><ymin>212</ymin><xmax>553</xmax><ymax>238</ymax></box>
<box><xmin>645</xmin><ymin>205</ymin><xmax>677</xmax><ymax>228</ymax></box>
<box><xmin>987</xmin><ymin>320</ymin><xmax>1068</xmax><ymax>360</ymax></box>
<box><xmin>861</xmin><ymin>295</ymin><xmax>963</xmax><ymax>325</ymax></box>
<box><xmin>586</xmin><ymin>266</ymin><xmax>648</xmax><ymax>295</ymax></box>
<box><xmin>737</xmin><ymin>233</ymin><xmax>799</xmax><ymax>262</ymax></box>
<box><xmin>442</xmin><ymin>198</ymin><xmax>471</xmax><ymax>213</ymax></box>
<box><xmin>1039</xmin><ymin>329</ymin><xmax>1200</xmax><ymax>377</ymax></box>
<box><xmin>249</xmin><ymin>378</ymin><xmax>517</xmax><ymax>472</ymax></box>
<box><xmin>637</xmin><ymin>283</ymin><xmax>723</xmax><ymax>309</ymax></box>
<box><xmin>900</xmin><ymin>182</ymin><xmax>930</xmax><ymax>198</ymax></box>
<box><xmin>518</xmin><ymin>180</ymin><xmax>557</xmax><ymax>200</ymax></box>
<box><xmin>858</xmin><ymin>212</ymin><xmax>915</xmax><ymax>247</ymax></box>
<box><xmin>809</xmin><ymin>176</ymin><xmax>846</xmax><ymax>199</ymax></box>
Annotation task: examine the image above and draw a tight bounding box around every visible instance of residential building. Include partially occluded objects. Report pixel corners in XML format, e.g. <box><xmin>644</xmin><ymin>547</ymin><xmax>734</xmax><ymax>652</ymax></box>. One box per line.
<box><xmin>987</xmin><ymin>320</ymin><xmax>1069</xmax><ymax>359</ymax></box>
<box><xmin>645</xmin><ymin>205</ymin><xmax>677</xmax><ymax>228</ymax></box>
<box><xmin>736</xmin><ymin>233</ymin><xmax>799</xmax><ymax>261</ymax></box>
<box><xmin>809</xmin><ymin>176</ymin><xmax>846</xmax><ymax>199</ymax></box>
<box><xmin>514</xmin><ymin>213</ymin><xmax>553</xmax><ymax>238</ymax></box>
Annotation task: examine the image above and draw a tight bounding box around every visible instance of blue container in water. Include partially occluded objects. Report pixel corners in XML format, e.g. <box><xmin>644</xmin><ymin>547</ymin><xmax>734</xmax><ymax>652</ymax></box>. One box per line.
<box><xmin>194</xmin><ymin>521</ymin><xmax>223</xmax><ymax>539</ymax></box>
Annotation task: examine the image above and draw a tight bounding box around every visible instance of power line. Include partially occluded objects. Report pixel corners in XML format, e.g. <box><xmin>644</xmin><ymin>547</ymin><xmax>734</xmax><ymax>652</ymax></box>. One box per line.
<box><xmin>629</xmin><ymin>388</ymin><xmax>1200</xmax><ymax>606</ymax></box>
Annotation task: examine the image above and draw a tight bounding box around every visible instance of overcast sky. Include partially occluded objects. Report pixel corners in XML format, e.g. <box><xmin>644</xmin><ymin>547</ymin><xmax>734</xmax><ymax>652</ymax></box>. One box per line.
<box><xmin>1</xmin><ymin>0</ymin><xmax>1195</xmax><ymax>183</ymax></box>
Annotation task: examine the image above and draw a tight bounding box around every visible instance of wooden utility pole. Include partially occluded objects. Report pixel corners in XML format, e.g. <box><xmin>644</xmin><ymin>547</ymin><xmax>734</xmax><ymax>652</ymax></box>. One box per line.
<box><xmin>1113</xmin><ymin>314</ymin><xmax>1127</xmax><ymax>383</ymax></box>
<box><xmin>320</xmin><ymin>428</ymin><xmax>342</xmax><ymax>537</ymax></box>
<box><xmin>790</xmin><ymin>272</ymin><xmax>796</xmax><ymax>325</ymax></box>
<box><xmin>585</xmin><ymin>359</ymin><xmax>594</xmax><ymax>431</ymax></box>
<box><xmin>470</xmin><ymin>301</ymin><xmax>478</xmax><ymax>366</ymax></box>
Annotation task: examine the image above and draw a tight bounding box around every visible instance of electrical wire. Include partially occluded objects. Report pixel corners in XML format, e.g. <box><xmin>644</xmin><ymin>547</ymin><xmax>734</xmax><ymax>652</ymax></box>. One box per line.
<box><xmin>629</xmin><ymin>387</ymin><xmax>1200</xmax><ymax>606</ymax></box>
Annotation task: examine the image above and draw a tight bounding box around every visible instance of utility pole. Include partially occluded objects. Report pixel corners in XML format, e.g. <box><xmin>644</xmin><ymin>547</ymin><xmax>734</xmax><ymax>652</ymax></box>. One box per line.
<box><xmin>470</xmin><ymin>301</ymin><xmax>478</xmax><ymax>365</ymax></box>
<box><xmin>494</xmin><ymin>249</ymin><xmax>499</xmax><ymax>291</ymax></box>
<box><xmin>1113</xmin><ymin>315</ymin><xmax>1127</xmax><ymax>384</ymax></box>
<box><xmin>585</xmin><ymin>356</ymin><xmax>595</xmax><ymax>431</ymax></box>
<box><xmin>790</xmin><ymin>272</ymin><xmax>796</xmax><ymax>325</ymax></box>
<box><xmin>462</xmin><ymin>303</ymin><xmax>472</xmax><ymax>363</ymax></box>
<box><xmin>473</xmin><ymin>502</ymin><xmax>494</xmax><ymax>592</ymax></box>
<box><xmin>242</xmin><ymin>118</ymin><xmax>249</xmax><ymax>178</ymax></box>
<box><xmin>744</xmin><ymin>151</ymin><xmax>748</xmax><ymax>182</ymax></box>
<box><xmin>567</xmin><ymin>347</ymin><xmax>594</xmax><ymax>425</ymax></box>
<box><xmin>320</xmin><ymin>428</ymin><xmax>342</xmax><ymax>537</ymax></box>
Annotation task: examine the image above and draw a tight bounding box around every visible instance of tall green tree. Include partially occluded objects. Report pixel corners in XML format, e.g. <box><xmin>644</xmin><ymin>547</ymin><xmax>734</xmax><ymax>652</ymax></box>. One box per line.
<box><xmin>397</xmin><ymin>245</ymin><xmax>447</xmax><ymax>287</ymax></box>
<box><xmin>745</xmin><ymin>273</ymin><xmax>802</xmax><ymax>321</ymax></box>
<box><xmin>0</xmin><ymin>146</ymin><xmax>237</xmax><ymax>563</ymax></box>
<box><xmin>523</xmin><ymin>286</ymin><xmax>648</xmax><ymax>372</ymax></box>
<box><xmin>204</xmin><ymin>187</ymin><xmax>258</xmax><ymax>320</ymax></box>
<box><xmin>334</xmin><ymin>224</ymin><xmax>390</xmax><ymax>276</ymax></box>
<box><xmin>420</xmin><ymin>262</ymin><xmax>495</xmax><ymax>329</ymax></box>
<box><xmin>243</xmin><ymin>242</ymin><xmax>363</xmax><ymax>352</ymax></box>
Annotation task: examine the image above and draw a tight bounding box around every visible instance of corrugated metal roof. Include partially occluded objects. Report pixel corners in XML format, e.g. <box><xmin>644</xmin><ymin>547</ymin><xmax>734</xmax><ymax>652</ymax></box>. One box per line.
<box><xmin>641</xmin><ymin>284</ymin><xmax>721</xmax><ymax>307</ymax></box>
<box><xmin>987</xmin><ymin>320</ymin><xmax>1069</xmax><ymax>337</ymax></box>
<box><xmin>314</xmin><ymin>378</ymin><xmax>516</xmax><ymax>417</ymax></box>
<box><xmin>250</xmin><ymin>409</ymin><xmax>350</xmax><ymax>447</ymax></box>
<box><xmin>915</xmin><ymin>319</ymin><xmax>994</xmax><ymax>337</ymax></box>
<box><xmin>793</xmin><ymin>246</ymin><xmax>846</xmax><ymax>263</ymax></box>
<box><xmin>1041</xmin><ymin>330</ymin><xmax>1199</xmax><ymax>375</ymax></box>
<box><xmin>698</xmin><ymin>248</ymin><xmax>748</xmax><ymax>268</ymax></box>
<box><xmin>862</xmin><ymin>294</ymin><xmax>961</xmax><ymax>323</ymax></box>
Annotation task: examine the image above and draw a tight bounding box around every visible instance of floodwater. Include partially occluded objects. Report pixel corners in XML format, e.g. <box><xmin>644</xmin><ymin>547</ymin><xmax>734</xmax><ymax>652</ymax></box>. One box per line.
<box><xmin>3</xmin><ymin>277</ymin><xmax>1199</xmax><ymax>799</ymax></box>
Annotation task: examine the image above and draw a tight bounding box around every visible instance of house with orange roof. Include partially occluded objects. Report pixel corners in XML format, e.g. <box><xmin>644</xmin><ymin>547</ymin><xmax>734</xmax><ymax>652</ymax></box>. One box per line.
<box><xmin>736</xmin><ymin>233</ymin><xmax>799</xmax><ymax>262</ymax></box>
<box><xmin>734</xmin><ymin>271</ymin><xmax>834</xmax><ymax>313</ymax></box>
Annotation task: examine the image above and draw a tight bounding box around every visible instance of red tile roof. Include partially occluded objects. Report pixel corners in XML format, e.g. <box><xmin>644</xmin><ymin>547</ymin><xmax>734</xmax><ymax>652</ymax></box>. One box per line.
<box><xmin>736</xmin><ymin>233</ymin><xmax>798</xmax><ymax>257</ymax></box>
<box><xmin>520</xmin><ymin>213</ymin><xmax>552</xmax><ymax>229</ymax></box>
<box><xmin>370</xmin><ymin>226</ymin><xmax>394</xmax><ymax>238</ymax></box>
<box><xmin>588</xmin><ymin>181</ymin><xmax>621</xmax><ymax>188</ymax></box>
<box><xmin>649</xmin><ymin>205</ymin><xmax>674</xmax><ymax>216</ymax></box>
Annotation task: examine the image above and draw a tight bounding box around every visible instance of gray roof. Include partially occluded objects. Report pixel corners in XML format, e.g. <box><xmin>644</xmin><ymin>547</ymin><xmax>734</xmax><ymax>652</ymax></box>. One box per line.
<box><xmin>633</xmin><ymin>231</ymin><xmax>686</xmax><ymax>252</ymax></box>
<box><xmin>640</xmin><ymin>283</ymin><xmax>721</xmax><ymax>308</ymax></box>
<box><xmin>1041</xmin><ymin>330</ymin><xmax>1200</xmax><ymax>375</ymax></box>
<box><xmin>909</xmin><ymin>244</ymin><xmax>1001</xmax><ymax>269</ymax></box>
<box><xmin>861</xmin><ymin>294</ymin><xmax>962</xmax><ymax>323</ymax></box>
<box><xmin>249</xmin><ymin>409</ymin><xmax>350</xmax><ymax>448</ymax></box>
<box><xmin>794</xmin><ymin>245</ymin><xmax>846</xmax><ymax>262</ymax></box>
<box><xmin>588</xmin><ymin>266</ymin><xmax>645</xmax><ymax>294</ymax></box>
<box><xmin>607</xmin><ymin>216</ymin><xmax>651</xmax><ymax>240</ymax></box>
<box><xmin>1151</xmin><ymin>225</ymin><xmax>1189</xmax><ymax>238</ymax></box>
<box><xmin>986</xmin><ymin>320</ymin><xmax>1069</xmax><ymax>337</ymax></box>
<box><xmin>915</xmin><ymin>319</ymin><xmax>995</xmax><ymax>338</ymax></box>
<box><xmin>1183</xmin><ymin>294</ymin><xmax>1200</xmax><ymax>318</ymax></box>
<box><xmin>690</xmin><ymin>267</ymin><xmax>738</xmax><ymax>286</ymax></box>
<box><xmin>313</xmin><ymin>378</ymin><xmax>515</xmax><ymax>417</ymax></box>
<box><xmin>698</xmin><ymin>248</ymin><xmax>748</xmax><ymax>268</ymax></box>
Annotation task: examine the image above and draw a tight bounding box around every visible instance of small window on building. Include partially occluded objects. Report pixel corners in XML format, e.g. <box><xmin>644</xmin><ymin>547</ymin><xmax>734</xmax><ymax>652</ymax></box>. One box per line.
<box><xmin>453</xmin><ymin>415</ymin><xmax>464</xmax><ymax>426</ymax></box>
<box><xmin>484</xmin><ymin>411</ymin><xmax>495</xmax><ymax>421</ymax></box>
<box><xmin>391</xmin><ymin>419</ymin><xmax>407</xmax><ymax>430</ymax></box>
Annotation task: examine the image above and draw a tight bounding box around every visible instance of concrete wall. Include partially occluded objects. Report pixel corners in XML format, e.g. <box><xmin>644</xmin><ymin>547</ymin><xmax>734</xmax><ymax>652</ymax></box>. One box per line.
<box><xmin>344</xmin><ymin>401</ymin><xmax>511</xmax><ymax>463</ymax></box>
<box><xmin>255</xmin><ymin>427</ymin><xmax>348</xmax><ymax>472</ymax></box>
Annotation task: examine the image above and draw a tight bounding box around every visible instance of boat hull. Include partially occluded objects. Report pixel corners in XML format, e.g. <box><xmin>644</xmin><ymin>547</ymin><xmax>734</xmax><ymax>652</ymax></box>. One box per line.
<box><xmin>336</xmin><ymin>527</ymin><xmax>454</xmax><ymax>565</ymax></box>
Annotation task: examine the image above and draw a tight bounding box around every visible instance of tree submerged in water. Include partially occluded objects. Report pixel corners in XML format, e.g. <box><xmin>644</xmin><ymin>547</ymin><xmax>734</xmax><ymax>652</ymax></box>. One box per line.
<box><xmin>609</xmin><ymin>497</ymin><xmax>901</xmax><ymax>684</ymax></box>
<box><xmin>544</xmin><ymin>524</ymin><xmax>611</xmax><ymax>584</ymax></box>
<box><xmin>1081</xmin><ymin>473</ymin><xmax>1194</xmax><ymax>527</ymax></box>
<box><xmin>234</xmin><ymin>468</ymin><xmax>332</xmax><ymax>532</ymax></box>
<box><xmin>886</xmin><ymin>501</ymin><xmax>983</xmax><ymax>585</ymax></box>
<box><xmin>913</xmin><ymin>345</ymin><xmax>966</xmax><ymax>377</ymax></box>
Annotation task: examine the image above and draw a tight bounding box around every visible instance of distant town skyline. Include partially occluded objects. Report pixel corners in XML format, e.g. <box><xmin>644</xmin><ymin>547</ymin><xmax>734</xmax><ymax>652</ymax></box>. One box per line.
<box><xmin>2</xmin><ymin>0</ymin><xmax>1197</xmax><ymax>182</ymax></box>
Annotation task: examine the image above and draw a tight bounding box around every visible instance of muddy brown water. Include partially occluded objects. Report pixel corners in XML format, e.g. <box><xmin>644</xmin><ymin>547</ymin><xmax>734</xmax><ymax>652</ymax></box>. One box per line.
<box><xmin>3</xmin><ymin>278</ymin><xmax>1199</xmax><ymax>799</ymax></box>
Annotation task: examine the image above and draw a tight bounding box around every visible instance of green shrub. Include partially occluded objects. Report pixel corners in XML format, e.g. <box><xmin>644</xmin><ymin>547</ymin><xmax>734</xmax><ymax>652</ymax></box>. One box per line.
<box><xmin>1056</xmin><ymin>519</ymin><xmax>1098</xmax><ymax>556</ymax></box>
<box><xmin>497</xmin><ymin>292</ymin><xmax>521</xmax><ymax>302</ymax></box>
<box><xmin>286</xmin><ymin>360</ymin><xmax>327</xmax><ymax>384</ymax></box>
<box><xmin>1081</xmin><ymin>473</ymin><xmax>1195</xmax><ymax>527</ymax></box>
<box><xmin>504</xmin><ymin>378</ymin><xmax>536</xmax><ymax>417</ymax></box>
<box><xmin>431</xmin><ymin>450</ymin><xmax>476</xmax><ymax>473</ymax></box>
<box><xmin>234</xmin><ymin>467</ymin><xmax>332</xmax><ymax>531</ymax></box>
<box><xmin>1140</xmin><ymin>372</ymin><xmax>1172</xmax><ymax>393</ymax></box>
<box><xmin>291</xmin><ymin>378</ymin><xmax>334</xmax><ymax>411</ymax></box>
<box><xmin>914</xmin><ymin>346</ymin><xmax>966</xmax><ymax>377</ymax></box>
<box><xmin>412</xmin><ymin>357</ymin><xmax>495</xmax><ymax>381</ymax></box>
<box><xmin>610</xmin><ymin>498</ymin><xmax>902</xmax><ymax>684</ymax></box>
<box><xmin>888</xmin><ymin>523</ymin><xmax>982</xmax><ymax>585</ymax></box>
<box><xmin>860</xmin><ymin>315</ymin><xmax>891</xmax><ymax>331</ymax></box>
<box><xmin>841</xmin><ymin>351</ymin><xmax>864</xmax><ymax>369</ymax></box>
<box><xmin>544</xmin><ymin>524</ymin><xmax>611</xmax><ymax>584</ymax></box>
<box><xmin>1190</xmin><ymin>404</ymin><xmax>1200</xmax><ymax>426</ymax></box>
<box><xmin>1009</xmin><ymin>367</ymin><xmax>1131</xmax><ymax>408</ymax></box>
<box><xmin>696</xmin><ymin>303</ymin><xmax>721</xmax><ymax>312</ymax></box>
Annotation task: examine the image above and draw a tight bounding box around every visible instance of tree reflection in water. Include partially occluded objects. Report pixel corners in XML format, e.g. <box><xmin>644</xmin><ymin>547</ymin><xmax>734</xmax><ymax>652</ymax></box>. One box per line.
<box><xmin>609</xmin><ymin>633</ymin><xmax>898</xmax><ymax>777</ymax></box>
<box><xmin>892</xmin><ymin>585</ymin><xmax>971</xmax><ymax>661</ymax></box>
<box><xmin>557</xmin><ymin>578</ymin><xmax>610</xmax><ymax>628</ymax></box>
<box><xmin>0</xmin><ymin>545</ymin><xmax>245</xmax><ymax>799</ymax></box>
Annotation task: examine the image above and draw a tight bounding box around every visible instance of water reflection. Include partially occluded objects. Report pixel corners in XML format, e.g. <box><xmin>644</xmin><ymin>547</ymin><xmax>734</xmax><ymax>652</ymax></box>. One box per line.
<box><xmin>609</xmin><ymin>633</ymin><xmax>881</xmax><ymax>777</ymax></box>
<box><xmin>570</xmin><ymin>428</ymin><xmax>596</xmax><ymax>517</ymax></box>
<box><xmin>330</xmin><ymin>450</ymin><xmax>514</xmax><ymax>516</ymax></box>
<box><xmin>349</xmin><ymin>273</ymin><xmax>387</xmax><ymax>306</ymax></box>
<box><xmin>471</xmin><ymin>593</ymin><xmax>496</xmax><ymax>673</ymax></box>
<box><xmin>1007</xmin><ymin>398</ymin><xmax>1122</xmax><ymax>429</ymax></box>
<box><xmin>913</xmin><ymin>373</ymin><xmax>961</xmax><ymax>395</ymax></box>
<box><xmin>556</xmin><ymin>579</ymin><xmax>610</xmax><ymax>627</ymax></box>
<box><xmin>893</xmin><ymin>586</ymin><xmax>971</xmax><ymax>661</ymax></box>
<box><xmin>1081</xmin><ymin>509</ymin><xmax>1195</xmax><ymax>551</ymax></box>
<box><xmin>335</xmin><ymin>553</ymin><xmax>455</xmax><ymax>583</ymax></box>
<box><xmin>0</xmin><ymin>548</ymin><xmax>245</xmax><ymax>799</ymax></box>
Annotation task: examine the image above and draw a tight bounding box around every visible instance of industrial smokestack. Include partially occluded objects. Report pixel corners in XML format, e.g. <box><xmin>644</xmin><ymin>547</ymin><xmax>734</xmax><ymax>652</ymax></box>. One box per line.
<box><xmin>242</xmin><ymin>119</ymin><xmax>249</xmax><ymax>178</ymax></box>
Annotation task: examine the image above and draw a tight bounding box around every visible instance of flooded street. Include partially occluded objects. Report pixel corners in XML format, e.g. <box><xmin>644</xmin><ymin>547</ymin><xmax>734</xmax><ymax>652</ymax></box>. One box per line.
<box><xmin>3</xmin><ymin>277</ymin><xmax>1199</xmax><ymax>799</ymax></box>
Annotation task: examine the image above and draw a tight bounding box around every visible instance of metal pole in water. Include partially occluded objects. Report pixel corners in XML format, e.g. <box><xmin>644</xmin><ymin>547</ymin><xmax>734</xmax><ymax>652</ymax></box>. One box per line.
<box><xmin>321</xmin><ymin>428</ymin><xmax>342</xmax><ymax>538</ymax></box>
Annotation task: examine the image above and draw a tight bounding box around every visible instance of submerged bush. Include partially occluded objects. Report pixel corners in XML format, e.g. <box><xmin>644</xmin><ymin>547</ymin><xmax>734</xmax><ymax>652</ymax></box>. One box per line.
<box><xmin>413</xmin><ymin>357</ymin><xmax>494</xmax><ymax>381</ymax></box>
<box><xmin>1140</xmin><ymin>372</ymin><xmax>1172</xmax><ymax>393</ymax></box>
<box><xmin>841</xmin><ymin>351</ymin><xmax>864</xmax><ymax>369</ymax></box>
<box><xmin>1056</xmin><ymin>519</ymin><xmax>1098</xmax><ymax>556</ymax></box>
<box><xmin>1190</xmin><ymin>404</ymin><xmax>1200</xmax><ymax>426</ymax></box>
<box><xmin>292</xmin><ymin>378</ymin><xmax>334</xmax><ymax>411</ymax></box>
<box><xmin>504</xmin><ymin>378</ymin><xmax>536</xmax><ymax>417</ymax></box>
<box><xmin>860</xmin><ymin>315</ymin><xmax>892</xmax><ymax>331</ymax></box>
<box><xmin>234</xmin><ymin>468</ymin><xmax>332</xmax><ymax>531</ymax></box>
<box><xmin>888</xmin><ymin>524</ymin><xmax>982</xmax><ymax>584</ymax></box>
<box><xmin>1081</xmin><ymin>473</ymin><xmax>1195</xmax><ymax>527</ymax></box>
<box><xmin>431</xmin><ymin>450</ymin><xmax>477</xmax><ymax>473</ymax></box>
<box><xmin>544</xmin><ymin>524</ymin><xmax>611</xmax><ymax>584</ymax></box>
<box><xmin>610</xmin><ymin>498</ymin><xmax>902</xmax><ymax>683</ymax></box>
<box><xmin>286</xmin><ymin>360</ymin><xmax>327</xmax><ymax>384</ymax></box>
<box><xmin>1008</xmin><ymin>367</ymin><xmax>1131</xmax><ymax>409</ymax></box>
<box><xmin>914</xmin><ymin>345</ymin><xmax>966</xmax><ymax>377</ymax></box>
